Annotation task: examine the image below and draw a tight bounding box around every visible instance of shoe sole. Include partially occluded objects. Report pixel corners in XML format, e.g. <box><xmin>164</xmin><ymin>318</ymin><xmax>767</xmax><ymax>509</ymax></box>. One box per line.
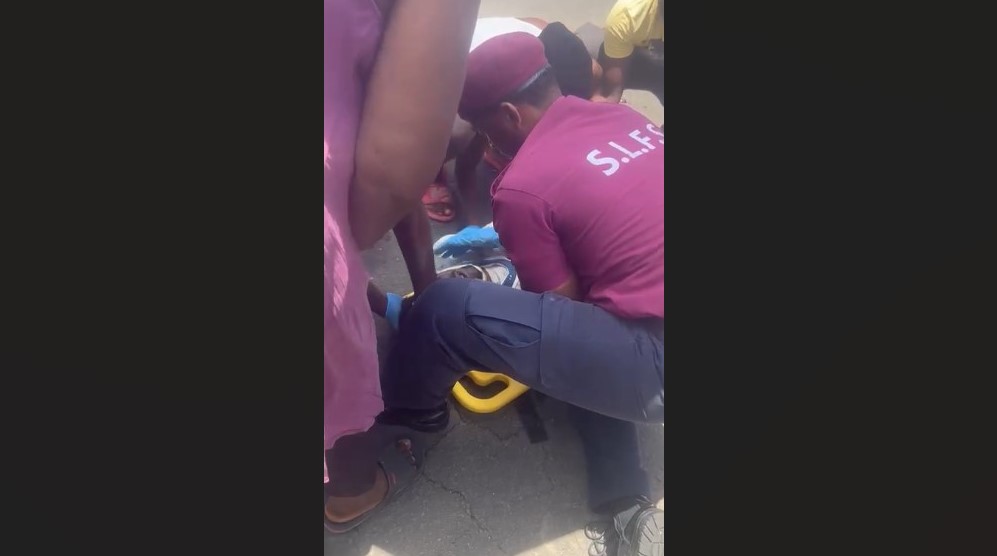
<box><xmin>629</xmin><ymin>509</ymin><xmax>663</xmax><ymax>556</ymax></box>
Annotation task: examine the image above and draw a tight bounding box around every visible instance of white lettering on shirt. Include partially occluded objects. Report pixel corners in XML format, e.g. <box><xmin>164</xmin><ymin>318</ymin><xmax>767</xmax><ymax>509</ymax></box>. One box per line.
<box><xmin>646</xmin><ymin>124</ymin><xmax>664</xmax><ymax>143</ymax></box>
<box><xmin>629</xmin><ymin>130</ymin><xmax>657</xmax><ymax>150</ymax></box>
<box><xmin>586</xmin><ymin>126</ymin><xmax>664</xmax><ymax>175</ymax></box>
<box><xmin>587</xmin><ymin>149</ymin><xmax>621</xmax><ymax>176</ymax></box>
<box><xmin>609</xmin><ymin>141</ymin><xmax>644</xmax><ymax>161</ymax></box>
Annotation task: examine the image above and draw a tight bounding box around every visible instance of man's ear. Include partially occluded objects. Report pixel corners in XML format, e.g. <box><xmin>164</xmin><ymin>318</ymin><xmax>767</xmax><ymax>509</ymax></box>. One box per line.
<box><xmin>497</xmin><ymin>102</ymin><xmax>522</xmax><ymax>127</ymax></box>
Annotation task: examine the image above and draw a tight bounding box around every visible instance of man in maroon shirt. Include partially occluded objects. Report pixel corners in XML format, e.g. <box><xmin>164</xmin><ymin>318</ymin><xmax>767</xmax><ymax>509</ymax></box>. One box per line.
<box><xmin>378</xmin><ymin>33</ymin><xmax>663</xmax><ymax>555</ymax></box>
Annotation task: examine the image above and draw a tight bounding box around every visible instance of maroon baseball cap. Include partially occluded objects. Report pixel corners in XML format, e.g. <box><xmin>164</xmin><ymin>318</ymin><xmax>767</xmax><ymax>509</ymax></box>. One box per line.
<box><xmin>458</xmin><ymin>32</ymin><xmax>550</xmax><ymax>121</ymax></box>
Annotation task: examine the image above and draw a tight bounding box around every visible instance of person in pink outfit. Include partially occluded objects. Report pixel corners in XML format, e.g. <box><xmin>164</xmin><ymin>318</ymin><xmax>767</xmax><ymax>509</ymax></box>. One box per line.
<box><xmin>323</xmin><ymin>0</ymin><xmax>479</xmax><ymax>531</ymax></box>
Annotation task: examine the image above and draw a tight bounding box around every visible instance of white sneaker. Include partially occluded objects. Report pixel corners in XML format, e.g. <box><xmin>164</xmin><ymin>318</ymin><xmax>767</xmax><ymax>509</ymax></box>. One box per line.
<box><xmin>436</xmin><ymin>257</ymin><xmax>520</xmax><ymax>289</ymax></box>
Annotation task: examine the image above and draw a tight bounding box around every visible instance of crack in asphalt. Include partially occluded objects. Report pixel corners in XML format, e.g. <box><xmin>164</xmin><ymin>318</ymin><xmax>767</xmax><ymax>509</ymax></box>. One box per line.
<box><xmin>453</xmin><ymin>406</ymin><xmax>524</xmax><ymax>443</ymax></box>
<box><xmin>470</xmin><ymin>420</ymin><xmax>523</xmax><ymax>443</ymax></box>
<box><xmin>421</xmin><ymin>473</ymin><xmax>510</xmax><ymax>555</ymax></box>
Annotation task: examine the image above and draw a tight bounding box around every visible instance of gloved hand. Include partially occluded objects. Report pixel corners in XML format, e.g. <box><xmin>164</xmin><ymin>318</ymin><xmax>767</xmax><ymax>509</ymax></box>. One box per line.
<box><xmin>384</xmin><ymin>292</ymin><xmax>403</xmax><ymax>330</ymax></box>
<box><xmin>433</xmin><ymin>223</ymin><xmax>501</xmax><ymax>258</ymax></box>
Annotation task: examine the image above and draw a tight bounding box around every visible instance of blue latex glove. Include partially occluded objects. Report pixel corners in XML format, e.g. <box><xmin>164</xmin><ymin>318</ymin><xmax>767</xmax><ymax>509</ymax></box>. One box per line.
<box><xmin>433</xmin><ymin>224</ymin><xmax>501</xmax><ymax>258</ymax></box>
<box><xmin>384</xmin><ymin>292</ymin><xmax>403</xmax><ymax>330</ymax></box>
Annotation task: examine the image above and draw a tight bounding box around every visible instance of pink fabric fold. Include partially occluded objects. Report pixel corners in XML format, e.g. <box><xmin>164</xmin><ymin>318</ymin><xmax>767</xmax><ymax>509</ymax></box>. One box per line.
<box><xmin>323</xmin><ymin>0</ymin><xmax>385</xmax><ymax>482</ymax></box>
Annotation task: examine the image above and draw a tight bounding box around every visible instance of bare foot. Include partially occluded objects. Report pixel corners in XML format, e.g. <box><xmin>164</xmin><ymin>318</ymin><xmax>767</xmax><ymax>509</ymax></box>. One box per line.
<box><xmin>324</xmin><ymin>466</ymin><xmax>389</xmax><ymax>523</ymax></box>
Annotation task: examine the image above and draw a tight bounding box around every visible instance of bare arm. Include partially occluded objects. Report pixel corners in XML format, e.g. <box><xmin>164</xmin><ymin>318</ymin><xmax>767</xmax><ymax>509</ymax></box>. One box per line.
<box><xmin>593</xmin><ymin>9</ymin><xmax>636</xmax><ymax>104</ymax></box>
<box><xmin>350</xmin><ymin>0</ymin><xmax>480</xmax><ymax>250</ymax></box>
<box><xmin>367</xmin><ymin>281</ymin><xmax>389</xmax><ymax>317</ymax></box>
<box><xmin>447</xmin><ymin>117</ymin><xmax>477</xmax><ymax>161</ymax></box>
<box><xmin>367</xmin><ymin>209</ymin><xmax>433</xmax><ymax>323</ymax></box>
<box><xmin>393</xmin><ymin>207</ymin><xmax>437</xmax><ymax>296</ymax></box>
<box><xmin>454</xmin><ymin>133</ymin><xmax>489</xmax><ymax>226</ymax></box>
<box><xmin>593</xmin><ymin>53</ymin><xmax>629</xmax><ymax>104</ymax></box>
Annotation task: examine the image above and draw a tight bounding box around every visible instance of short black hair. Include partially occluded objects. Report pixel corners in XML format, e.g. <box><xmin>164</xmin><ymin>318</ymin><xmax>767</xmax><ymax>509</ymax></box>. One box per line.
<box><xmin>538</xmin><ymin>22</ymin><xmax>594</xmax><ymax>99</ymax></box>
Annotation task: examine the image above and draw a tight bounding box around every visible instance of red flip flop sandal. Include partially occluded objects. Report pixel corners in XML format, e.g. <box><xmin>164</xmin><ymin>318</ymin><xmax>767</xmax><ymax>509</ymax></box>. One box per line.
<box><xmin>421</xmin><ymin>182</ymin><xmax>455</xmax><ymax>223</ymax></box>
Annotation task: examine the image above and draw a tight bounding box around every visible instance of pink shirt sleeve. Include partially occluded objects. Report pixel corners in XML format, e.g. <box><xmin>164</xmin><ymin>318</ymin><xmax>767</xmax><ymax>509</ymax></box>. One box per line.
<box><xmin>493</xmin><ymin>189</ymin><xmax>573</xmax><ymax>293</ymax></box>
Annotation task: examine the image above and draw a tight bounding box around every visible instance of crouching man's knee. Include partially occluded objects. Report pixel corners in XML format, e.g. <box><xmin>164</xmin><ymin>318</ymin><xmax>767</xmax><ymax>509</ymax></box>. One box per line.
<box><xmin>402</xmin><ymin>278</ymin><xmax>472</xmax><ymax>331</ymax></box>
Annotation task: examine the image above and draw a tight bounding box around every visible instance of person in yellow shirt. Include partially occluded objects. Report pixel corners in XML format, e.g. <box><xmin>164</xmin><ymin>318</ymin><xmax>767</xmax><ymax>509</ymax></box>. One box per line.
<box><xmin>591</xmin><ymin>0</ymin><xmax>663</xmax><ymax>106</ymax></box>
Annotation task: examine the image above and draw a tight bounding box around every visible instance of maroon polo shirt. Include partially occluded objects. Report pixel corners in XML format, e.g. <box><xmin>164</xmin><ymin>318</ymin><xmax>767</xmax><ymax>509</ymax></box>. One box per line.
<box><xmin>492</xmin><ymin>96</ymin><xmax>664</xmax><ymax>319</ymax></box>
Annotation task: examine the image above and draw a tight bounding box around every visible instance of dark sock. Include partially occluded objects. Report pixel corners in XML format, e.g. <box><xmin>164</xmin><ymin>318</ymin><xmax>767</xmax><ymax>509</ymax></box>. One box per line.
<box><xmin>596</xmin><ymin>495</ymin><xmax>652</xmax><ymax>517</ymax></box>
<box><xmin>376</xmin><ymin>403</ymin><xmax>449</xmax><ymax>432</ymax></box>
